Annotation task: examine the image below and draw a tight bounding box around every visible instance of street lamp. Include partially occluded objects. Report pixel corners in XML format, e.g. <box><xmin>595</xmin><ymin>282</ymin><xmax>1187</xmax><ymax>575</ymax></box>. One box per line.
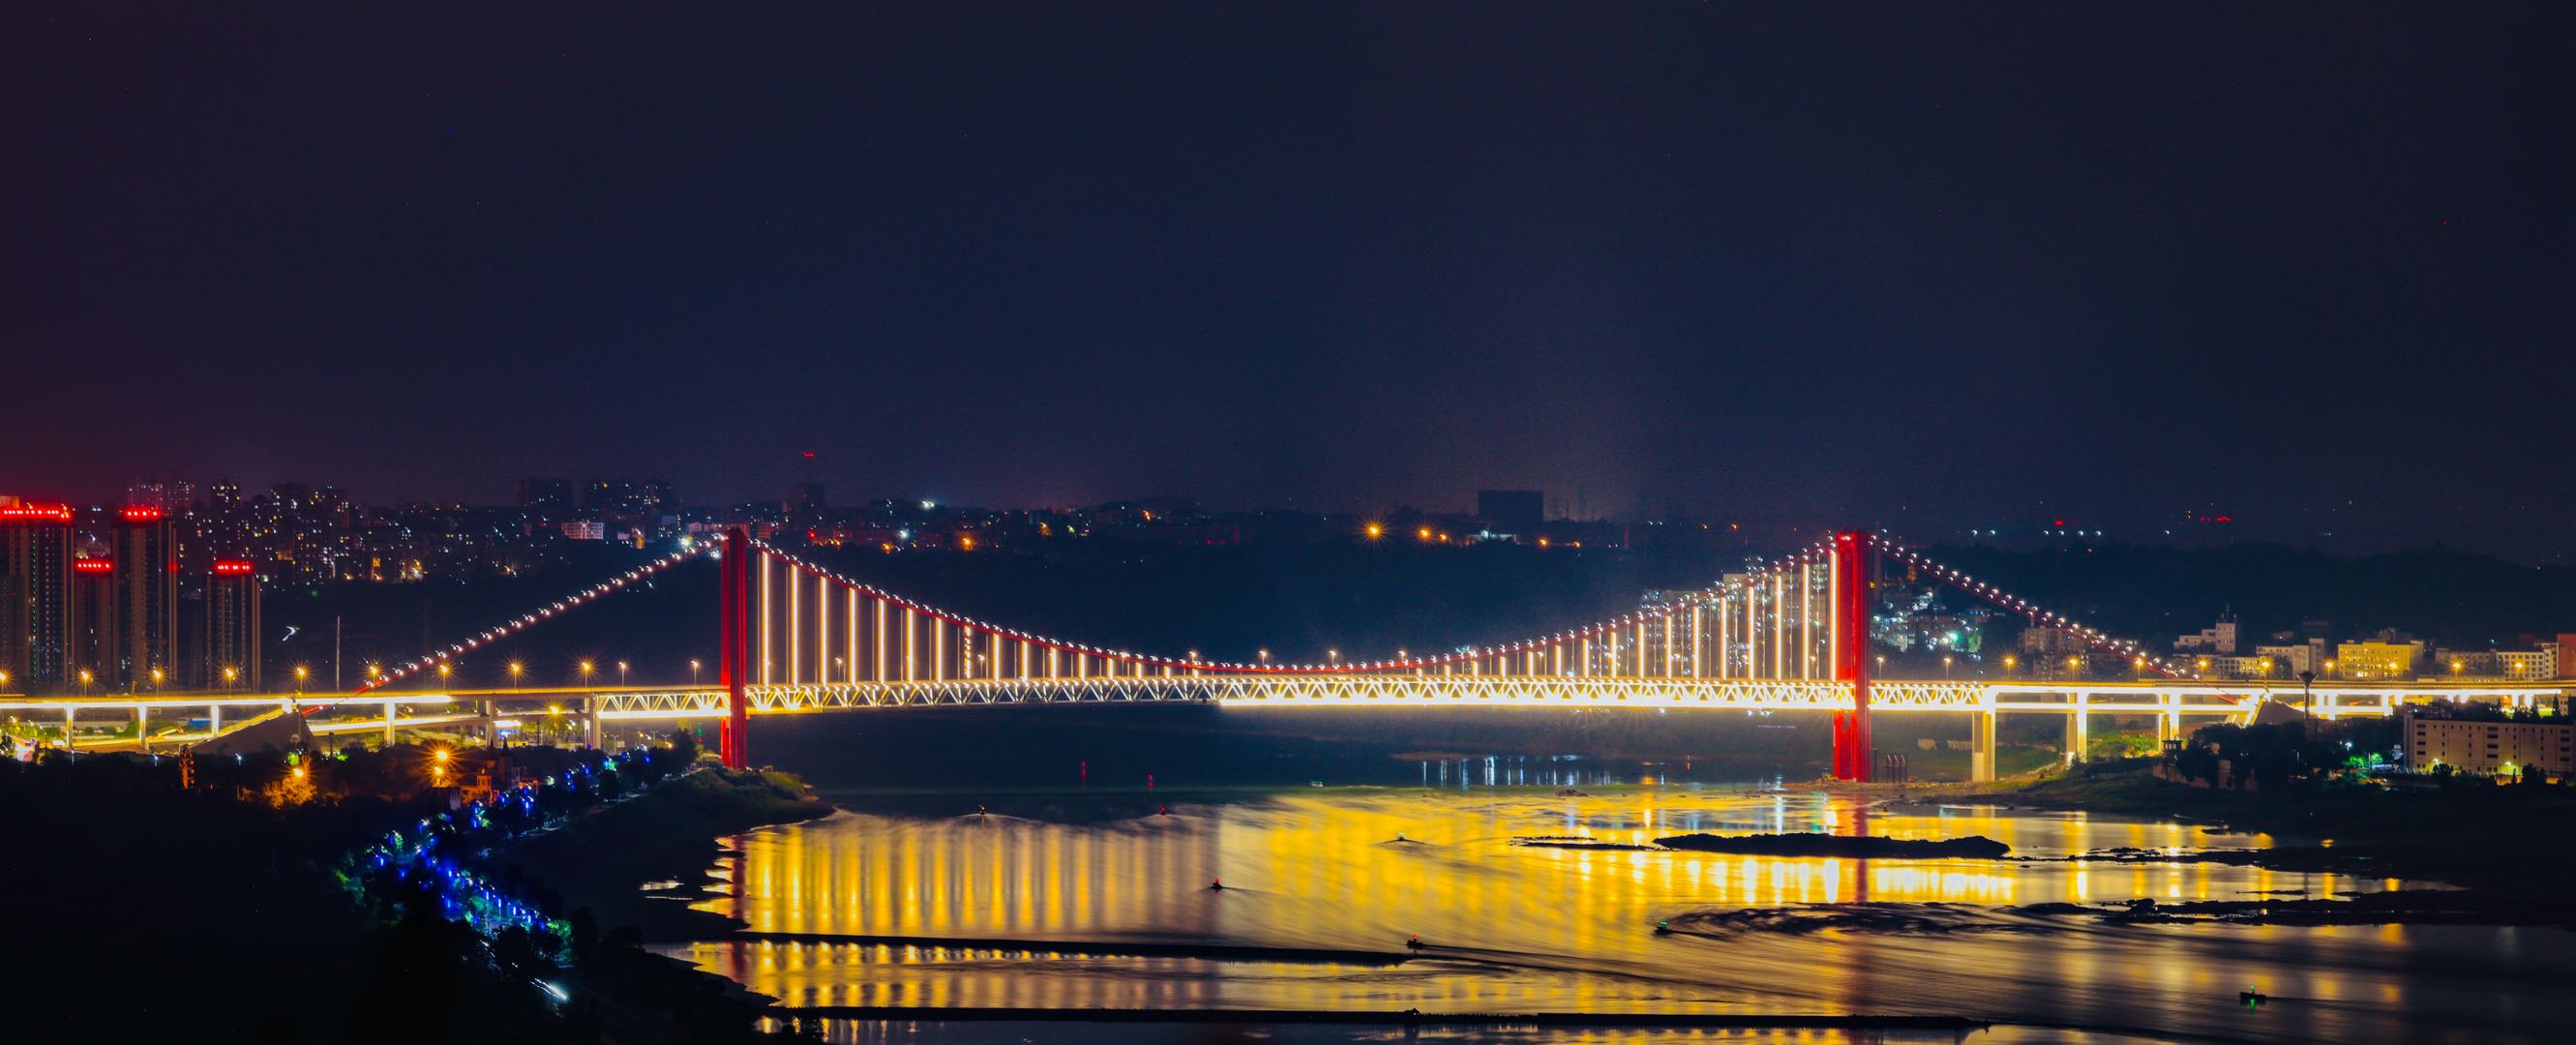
<box><xmin>1941</xmin><ymin>654</ymin><xmax>1954</xmax><ymax>678</ymax></box>
<box><xmin>78</xmin><ymin>668</ymin><xmax>94</xmax><ymax>696</ymax></box>
<box><xmin>1258</xmin><ymin>649</ymin><xmax>1271</xmax><ymax>665</ymax></box>
<box><xmin>149</xmin><ymin>667</ymin><xmax>165</xmax><ymax>691</ymax></box>
<box><xmin>221</xmin><ymin>666</ymin><xmax>239</xmax><ymax>690</ymax></box>
<box><xmin>616</xmin><ymin>661</ymin><xmax>629</xmax><ymax>686</ymax></box>
<box><xmin>689</xmin><ymin>659</ymin><xmax>703</xmax><ymax>684</ymax></box>
<box><xmin>579</xmin><ymin>660</ymin><xmax>596</xmax><ymax>685</ymax></box>
<box><xmin>508</xmin><ymin>661</ymin><xmax>525</xmax><ymax>686</ymax></box>
<box><xmin>2001</xmin><ymin>655</ymin><xmax>2017</xmax><ymax>676</ymax></box>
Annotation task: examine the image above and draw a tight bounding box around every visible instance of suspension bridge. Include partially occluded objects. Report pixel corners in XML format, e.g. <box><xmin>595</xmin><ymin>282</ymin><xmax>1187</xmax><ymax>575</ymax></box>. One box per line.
<box><xmin>6</xmin><ymin>531</ymin><xmax>2564</xmax><ymax>782</ymax></box>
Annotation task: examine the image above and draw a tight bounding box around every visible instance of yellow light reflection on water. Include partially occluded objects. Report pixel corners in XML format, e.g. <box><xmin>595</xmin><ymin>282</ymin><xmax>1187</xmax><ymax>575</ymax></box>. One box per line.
<box><xmin>662</xmin><ymin>788</ymin><xmax>2534</xmax><ymax>1040</ymax></box>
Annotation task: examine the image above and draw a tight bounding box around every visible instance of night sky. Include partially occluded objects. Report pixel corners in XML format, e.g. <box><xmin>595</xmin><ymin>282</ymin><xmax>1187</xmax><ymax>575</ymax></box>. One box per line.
<box><xmin>8</xmin><ymin>5</ymin><xmax>2568</xmax><ymax>557</ymax></box>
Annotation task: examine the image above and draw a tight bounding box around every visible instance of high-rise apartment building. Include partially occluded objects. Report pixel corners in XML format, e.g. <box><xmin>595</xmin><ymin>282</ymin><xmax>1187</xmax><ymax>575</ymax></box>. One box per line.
<box><xmin>0</xmin><ymin>501</ymin><xmax>75</xmax><ymax>689</ymax></box>
<box><xmin>113</xmin><ymin>506</ymin><xmax>178</xmax><ymax>686</ymax></box>
<box><xmin>204</xmin><ymin>558</ymin><xmax>261</xmax><ymax>689</ymax></box>
<box><xmin>70</xmin><ymin>556</ymin><xmax>117</xmax><ymax>686</ymax></box>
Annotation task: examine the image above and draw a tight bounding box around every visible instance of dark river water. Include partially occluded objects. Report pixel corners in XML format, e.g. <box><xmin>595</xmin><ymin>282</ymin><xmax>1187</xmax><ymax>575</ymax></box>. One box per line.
<box><xmin>648</xmin><ymin>710</ymin><xmax>2573</xmax><ymax>1044</ymax></box>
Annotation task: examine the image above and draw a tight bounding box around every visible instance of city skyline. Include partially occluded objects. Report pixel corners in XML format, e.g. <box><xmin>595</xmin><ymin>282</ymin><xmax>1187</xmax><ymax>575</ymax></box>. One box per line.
<box><xmin>3</xmin><ymin>467</ymin><xmax>2562</xmax><ymax>564</ymax></box>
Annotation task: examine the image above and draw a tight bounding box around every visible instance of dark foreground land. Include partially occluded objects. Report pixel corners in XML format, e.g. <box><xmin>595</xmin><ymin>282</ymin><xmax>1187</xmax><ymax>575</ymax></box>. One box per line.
<box><xmin>0</xmin><ymin>744</ymin><xmax>827</xmax><ymax>1044</ymax></box>
<box><xmin>506</xmin><ymin>767</ymin><xmax>832</xmax><ymax>943</ymax></box>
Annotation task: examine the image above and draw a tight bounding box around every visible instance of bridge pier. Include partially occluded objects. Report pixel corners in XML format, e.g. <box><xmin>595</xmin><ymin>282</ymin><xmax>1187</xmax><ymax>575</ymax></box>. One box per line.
<box><xmin>208</xmin><ymin>702</ymin><xmax>221</xmax><ymax>734</ymax></box>
<box><xmin>383</xmin><ymin>701</ymin><xmax>396</xmax><ymax>747</ymax></box>
<box><xmin>584</xmin><ymin>700</ymin><xmax>603</xmax><ymax>750</ymax></box>
<box><xmin>2063</xmin><ymin>694</ymin><xmax>2088</xmax><ymax>764</ymax></box>
<box><xmin>1970</xmin><ymin>710</ymin><xmax>1997</xmax><ymax>783</ymax></box>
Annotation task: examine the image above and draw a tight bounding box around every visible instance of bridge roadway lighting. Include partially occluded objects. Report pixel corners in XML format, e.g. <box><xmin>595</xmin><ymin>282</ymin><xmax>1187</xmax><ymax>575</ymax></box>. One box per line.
<box><xmin>617</xmin><ymin>661</ymin><xmax>629</xmax><ymax>686</ymax></box>
<box><xmin>508</xmin><ymin>661</ymin><xmax>525</xmax><ymax>685</ymax></box>
<box><xmin>1363</xmin><ymin>522</ymin><xmax>1385</xmax><ymax>541</ymax></box>
<box><xmin>294</xmin><ymin>665</ymin><xmax>310</xmax><ymax>691</ymax></box>
<box><xmin>579</xmin><ymin>660</ymin><xmax>596</xmax><ymax>685</ymax></box>
<box><xmin>690</xmin><ymin>659</ymin><xmax>703</xmax><ymax>684</ymax></box>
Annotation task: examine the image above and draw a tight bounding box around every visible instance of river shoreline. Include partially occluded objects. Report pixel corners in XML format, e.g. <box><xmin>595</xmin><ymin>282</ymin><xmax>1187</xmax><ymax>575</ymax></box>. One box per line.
<box><xmin>500</xmin><ymin>764</ymin><xmax>835</xmax><ymax>943</ymax></box>
<box><xmin>1828</xmin><ymin>759</ymin><xmax>2576</xmax><ymax>928</ymax></box>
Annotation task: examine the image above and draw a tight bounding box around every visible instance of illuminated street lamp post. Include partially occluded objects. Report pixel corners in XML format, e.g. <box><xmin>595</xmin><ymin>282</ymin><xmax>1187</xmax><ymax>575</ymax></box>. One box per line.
<box><xmin>616</xmin><ymin>661</ymin><xmax>629</xmax><ymax>687</ymax></box>
<box><xmin>293</xmin><ymin>665</ymin><xmax>311</xmax><ymax>693</ymax></box>
<box><xmin>579</xmin><ymin>660</ymin><xmax>596</xmax><ymax>686</ymax></box>
<box><xmin>689</xmin><ymin>659</ymin><xmax>703</xmax><ymax>685</ymax></box>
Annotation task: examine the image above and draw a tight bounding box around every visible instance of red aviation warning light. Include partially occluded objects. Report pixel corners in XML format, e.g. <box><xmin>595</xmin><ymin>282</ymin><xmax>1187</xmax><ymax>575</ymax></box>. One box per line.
<box><xmin>74</xmin><ymin>558</ymin><xmax>115</xmax><ymax>575</ymax></box>
<box><xmin>212</xmin><ymin>559</ymin><xmax>256</xmax><ymax>577</ymax></box>
<box><xmin>0</xmin><ymin>503</ymin><xmax>75</xmax><ymax>522</ymax></box>
<box><xmin>119</xmin><ymin>506</ymin><xmax>165</xmax><ymax>522</ymax></box>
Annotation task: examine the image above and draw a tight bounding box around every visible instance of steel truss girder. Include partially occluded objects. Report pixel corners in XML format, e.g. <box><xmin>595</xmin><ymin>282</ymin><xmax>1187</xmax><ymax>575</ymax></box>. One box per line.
<box><xmin>590</xmin><ymin>678</ymin><xmax>1997</xmax><ymax>716</ymax></box>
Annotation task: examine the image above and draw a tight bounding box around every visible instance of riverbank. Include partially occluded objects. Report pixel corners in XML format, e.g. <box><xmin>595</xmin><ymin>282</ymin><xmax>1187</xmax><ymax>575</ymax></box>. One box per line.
<box><xmin>1881</xmin><ymin>759</ymin><xmax>2576</xmax><ymax>924</ymax></box>
<box><xmin>497</xmin><ymin>764</ymin><xmax>834</xmax><ymax>943</ymax></box>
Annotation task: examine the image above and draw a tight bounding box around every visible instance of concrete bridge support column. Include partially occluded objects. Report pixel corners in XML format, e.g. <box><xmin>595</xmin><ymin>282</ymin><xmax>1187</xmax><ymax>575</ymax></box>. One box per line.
<box><xmin>383</xmin><ymin>701</ymin><xmax>397</xmax><ymax>747</ymax></box>
<box><xmin>2064</xmin><ymin>694</ymin><xmax>2088</xmax><ymax>764</ymax></box>
<box><xmin>209</xmin><ymin>703</ymin><xmax>222</xmax><ymax>734</ymax></box>
<box><xmin>135</xmin><ymin>705</ymin><xmax>147</xmax><ymax>748</ymax></box>
<box><xmin>584</xmin><ymin>700</ymin><xmax>603</xmax><ymax>750</ymax></box>
<box><xmin>1971</xmin><ymin>710</ymin><xmax>1997</xmax><ymax>783</ymax></box>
